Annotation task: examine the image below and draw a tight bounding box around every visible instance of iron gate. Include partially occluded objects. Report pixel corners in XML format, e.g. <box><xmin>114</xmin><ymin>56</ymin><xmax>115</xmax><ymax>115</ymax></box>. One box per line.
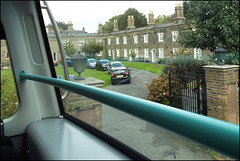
<box><xmin>169</xmin><ymin>69</ymin><xmax>207</xmax><ymax>115</ymax></box>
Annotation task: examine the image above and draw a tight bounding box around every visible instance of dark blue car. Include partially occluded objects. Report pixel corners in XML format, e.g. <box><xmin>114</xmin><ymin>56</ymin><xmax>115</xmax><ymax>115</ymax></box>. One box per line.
<box><xmin>66</xmin><ymin>57</ymin><xmax>72</xmax><ymax>67</ymax></box>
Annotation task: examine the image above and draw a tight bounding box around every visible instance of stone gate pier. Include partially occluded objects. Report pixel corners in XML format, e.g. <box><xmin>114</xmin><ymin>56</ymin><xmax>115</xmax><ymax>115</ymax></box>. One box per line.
<box><xmin>61</xmin><ymin>77</ymin><xmax>105</xmax><ymax>129</ymax></box>
<box><xmin>203</xmin><ymin>65</ymin><xmax>239</xmax><ymax>124</ymax></box>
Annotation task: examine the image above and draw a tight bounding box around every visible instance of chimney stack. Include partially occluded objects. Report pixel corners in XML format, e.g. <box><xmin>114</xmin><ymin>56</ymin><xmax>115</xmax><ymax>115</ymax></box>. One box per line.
<box><xmin>127</xmin><ymin>15</ymin><xmax>135</xmax><ymax>30</ymax></box>
<box><xmin>113</xmin><ymin>20</ymin><xmax>119</xmax><ymax>32</ymax></box>
<box><xmin>98</xmin><ymin>22</ymin><xmax>103</xmax><ymax>34</ymax></box>
<box><xmin>148</xmin><ymin>10</ymin><xmax>154</xmax><ymax>26</ymax></box>
<box><xmin>68</xmin><ymin>21</ymin><xmax>73</xmax><ymax>36</ymax></box>
<box><xmin>173</xmin><ymin>3</ymin><xmax>185</xmax><ymax>23</ymax></box>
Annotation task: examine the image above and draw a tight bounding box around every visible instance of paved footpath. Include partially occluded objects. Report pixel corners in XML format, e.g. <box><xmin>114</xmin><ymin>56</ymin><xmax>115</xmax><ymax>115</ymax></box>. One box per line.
<box><xmin>101</xmin><ymin>68</ymin><xmax>228</xmax><ymax>160</ymax></box>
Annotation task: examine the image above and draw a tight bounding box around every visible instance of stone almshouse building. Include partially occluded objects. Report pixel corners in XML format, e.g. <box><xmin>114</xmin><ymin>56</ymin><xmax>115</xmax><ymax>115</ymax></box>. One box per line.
<box><xmin>46</xmin><ymin>3</ymin><xmax>207</xmax><ymax>63</ymax></box>
<box><xmin>1</xmin><ymin>3</ymin><xmax>206</xmax><ymax>66</ymax></box>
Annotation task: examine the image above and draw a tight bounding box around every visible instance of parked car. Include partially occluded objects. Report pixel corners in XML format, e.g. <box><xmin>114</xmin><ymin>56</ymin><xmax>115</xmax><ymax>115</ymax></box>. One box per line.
<box><xmin>96</xmin><ymin>59</ymin><xmax>110</xmax><ymax>71</ymax></box>
<box><xmin>109</xmin><ymin>62</ymin><xmax>131</xmax><ymax>85</ymax></box>
<box><xmin>86</xmin><ymin>58</ymin><xmax>97</xmax><ymax>69</ymax></box>
<box><xmin>107</xmin><ymin>61</ymin><xmax>124</xmax><ymax>74</ymax></box>
<box><xmin>66</xmin><ymin>57</ymin><xmax>72</xmax><ymax>67</ymax></box>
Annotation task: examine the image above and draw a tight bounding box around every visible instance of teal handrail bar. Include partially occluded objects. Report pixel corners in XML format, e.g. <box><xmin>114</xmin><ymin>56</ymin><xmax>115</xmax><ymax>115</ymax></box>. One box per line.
<box><xmin>20</xmin><ymin>71</ymin><xmax>239</xmax><ymax>159</ymax></box>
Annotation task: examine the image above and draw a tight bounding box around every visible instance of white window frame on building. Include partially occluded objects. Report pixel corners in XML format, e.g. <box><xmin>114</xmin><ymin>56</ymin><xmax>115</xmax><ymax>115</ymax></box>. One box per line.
<box><xmin>158</xmin><ymin>33</ymin><xmax>164</xmax><ymax>42</ymax></box>
<box><xmin>143</xmin><ymin>34</ymin><xmax>148</xmax><ymax>43</ymax></box>
<box><xmin>116</xmin><ymin>49</ymin><xmax>120</xmax><ymax>57</ymax></box>
<box><xmin>123</xmin><ymin>36</ymin><xmax>127</xmax><ymax>44</ymax></box>
<box><xmin>78</xmin><ymin>39</ymin><xmax>84</xmax><ymax>46</ymax></box>
<box><xmin>159</xmin><ymin>48</ymin><xmax>164</xmax><ymax>58</ymax></box>
<box><xmin>108</xmin><ymin>49</ymin><xmax>111</xmax><ymax>56</ymax></box>
<box><xmin>108</xmin><ymin>38</ymin><xmax>111</xmax><ymax>45</ymax></box>
<box><xmin>173</xmin><ymin>48</ymin><xmax>179</xmax><ymax>55</ymax></box>
<box><xmin>62</xmin><ymin>39</ymin><xmax>69</xmax><ymax>45</ymax></box>
<box><xmin>116</xmin><ymin>37</ymin><xmax>119</xmax><ymax>45</ymax></box>
<box><xmin>194</xmin><ymin>48</ymin><xmax>202</xmax><ymax>60</ymax></box>
<box><xmin>172</xmin><ymin>31</ymin><xmax>178</xmax><ymax>42</ymax></box>
<box><xmin>124</xmin><ymin>49</ymin><xmax>128</xmax><ymax>57</ymax></box>
<box><xmin>96</xmin><ymin>39</ymin><xmax>102</xmax><ymax>44</ymax></box>
<box><xmin>144</xmin><ymin>48</ymin><xmax>149</xmax><ymax>58</ymax></box>
<box><xmin>133</xmin><ymin>35</ymin><xmax>138</xmax><ymax>44</ymax></box>
<box><xmin>96</xmin><ymin>51</ymin><xmax>102</xmax><ymax>57</ymax></box>
<box><xmin>134</xmin><ymin>48</ymin><xmax>139</xmax><ymax>57</ymax></box>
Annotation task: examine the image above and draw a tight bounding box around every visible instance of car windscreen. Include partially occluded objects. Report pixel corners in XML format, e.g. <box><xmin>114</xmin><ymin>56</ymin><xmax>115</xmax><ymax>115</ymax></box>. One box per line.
<box><xmin>113</xmin><ymin>69</ymin><xmax>126</xmax><ymax>74</ymax></box>
<box><xmin>101</xmin><ymin>61</ymin><xmax>109</xmax><ymax>64</ymax></box>
<box><xmin>112</xmin><ymin>63</ymin><xmax>123</xmax><ymax>67</ymax></box>
<box><xmin>88</xmin><ymin>60</ymin><xmax>96</xmax><ymax>63</ymax></box>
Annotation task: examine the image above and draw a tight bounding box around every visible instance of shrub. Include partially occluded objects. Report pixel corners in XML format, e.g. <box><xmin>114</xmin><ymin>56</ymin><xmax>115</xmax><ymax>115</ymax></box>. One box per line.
<box><xmin>147</xmin><ymin>73</ymin><xmax>184</xmax><ymax>108</ymax></box>
<box><xmin>163</xmin><ymin>55</ymin><xmax>207</xmax><ymax>75</ymax></box>
<box><xmin>147</xmin><ymin>73</ymin><xmax>170</xmax><ymax>105</ymax></box>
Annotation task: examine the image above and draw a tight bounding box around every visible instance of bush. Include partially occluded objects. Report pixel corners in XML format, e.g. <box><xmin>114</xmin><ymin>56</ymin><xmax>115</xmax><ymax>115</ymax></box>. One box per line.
<box><xmin>147</xmin><ymin>73</ymin><xmax>183</xmax><ymax>108</ymax></box>
<box><xmin>147</xmin><ymin>73</ymin><xmax>170</xmax><ymax>105</ymax></box>
<box><xmin>162</xmin><ymin>55</ymin><xmax>207</xmax><ymax>75</ymax></box>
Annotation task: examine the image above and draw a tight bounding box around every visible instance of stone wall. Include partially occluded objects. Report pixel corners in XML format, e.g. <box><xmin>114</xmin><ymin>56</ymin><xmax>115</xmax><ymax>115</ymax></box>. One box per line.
<box><xmin>1</xmin><ymin>40</ymin><xmax>10</xmax><ymax>66</ymax></box>
<box><xmin>203</xmin><ymin>65</ymin><xmax>239</xmax><ymax>124</ymax></box>
<box><xmin>61</xmin><ymin>77</ymin><xmax>105</xmax><ymax>129</ymax></box>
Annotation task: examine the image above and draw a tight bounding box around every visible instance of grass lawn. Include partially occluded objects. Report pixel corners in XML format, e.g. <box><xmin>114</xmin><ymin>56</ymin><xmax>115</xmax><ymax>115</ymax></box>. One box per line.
<box><xmin>55</xmin><ymin>66</ymin><xmax>111</xmax><ymax>88</ymax></box>
<box><xmin>120</xmin><ymin>62</ymin><xmax>164</xmax><ymax>75</ymax></box>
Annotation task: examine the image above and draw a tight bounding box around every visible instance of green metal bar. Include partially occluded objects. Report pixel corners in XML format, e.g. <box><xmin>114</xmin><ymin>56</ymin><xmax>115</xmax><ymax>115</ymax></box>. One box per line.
<box><xmin>19</xmin><ymin>70</ymin><xmax>239</xmax><ymax>159</ymax></box>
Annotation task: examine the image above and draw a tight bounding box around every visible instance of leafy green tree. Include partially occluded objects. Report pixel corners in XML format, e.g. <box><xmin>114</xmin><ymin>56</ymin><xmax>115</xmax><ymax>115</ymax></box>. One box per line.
<box><xmin>63</xmin><ymin>41</ymin><xmax>77</xmax><ymax>57</ymax></box>
<box><xmin>102</xmin><ymin>21</ymin><xmax>114</xmax><ymax>34</ymax></box>
<box><xmin>154</xmin><ymin>14</ymin><xmax>174</xmax><ymax>24</ymax></box>
<box><xmin>47</xmin><ymin>21</ymin><xmax>68</xmax><ymax>30</ymax></box>
<box><xmin>102</xmin><ymin>8</ymin><xmax>147</xmax><ymax>33</ymax></box>
<box><xmin>81</xmin><ymin>42</ymin><xmax>103</xmax><ymax>58</ymax></box>
<box><xmin>180</xmin><ymin>1</ymin><xmax>239</xmax><ymax>52</ymax></box>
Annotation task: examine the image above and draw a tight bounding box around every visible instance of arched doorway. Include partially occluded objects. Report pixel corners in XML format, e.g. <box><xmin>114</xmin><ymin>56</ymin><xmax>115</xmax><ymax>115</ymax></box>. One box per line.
<box><xmin>112</xmin><ymin>49</ymin><xmax>115</xmax><ymax>60</ymax></box>
<box><xmin>129</xmin><ymin>49</ymin><xmax>133</xmax><ymax>61</ymax></box>
<box><xmin>52</xmin><ymin>52</ymin><xmax>57</xmax><ymax>61</ymax></box>
<box><xmin>151</xmin><ymin>49</ymin><xmax>156</xmax><ymax>63</ymax></box>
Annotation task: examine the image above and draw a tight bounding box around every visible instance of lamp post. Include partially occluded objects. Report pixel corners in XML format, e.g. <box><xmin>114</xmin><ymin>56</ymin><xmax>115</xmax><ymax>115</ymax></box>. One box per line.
<box><xmin>214</xmin><ymin>47</ymin><xmax>227</xmax><ymax>65</ymax></box>
<box><xmin>70</xmin><ymin>53</ymin><xmax>87</xmax><ymax>80</ymax></box>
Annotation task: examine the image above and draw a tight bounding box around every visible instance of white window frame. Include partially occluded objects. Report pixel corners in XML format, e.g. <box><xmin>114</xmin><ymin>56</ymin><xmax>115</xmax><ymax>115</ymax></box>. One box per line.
<box><xmin>134</xmin><ymin>48</ymin><xmax>139</xmax><ymax>57</ymax></box>
<box><xmin>144</xmin><ymin>48</ymin><xmax>149</xmax><ymax>58</ymax></box>
<box><xmin>133</xmin><ymin>35</ymin><xmax>138</xmax><ymax>44</ymax></box>
<box><xmin>194</xmin><ymin>48</ymin><xmax>202</xmax><ymax>60</ymax></box>
<box><xmin>116</xmin><ymin>37</ymin><xmax>119</xmax><ymax>45</ymax></box>
<box><xmin>159</xmin><ymin>48</ymin><xmax>164</xmax><ymax>58</ymax></box>
<box><xmin>172</xmin><ymin>31</ymin><xmax>178</xmax><ymax>42</ymax></box>
<box><xmin>158</xmin><ymin>33</ymin><xmax>164</xmax><ymax>42</ymax></box>
<box><xmin>116</xmin><ymin>49</ymin><xmax>120</xmax><ymax>57</ymax></box>
<box><xmin>78</xmin><ymin>39</ymin><xmax>84</xmax><ymax>46</ymax></box>
<box><xmin>173</xmin><ymin>48</ymin><xmax>179</xmax><ymax>55</ymax></box>
<box><xmin>108</xmin><ymin>49</ymin><xmax>111</xmax><ymax>56</ymax></box>
<box><xmin>108</xmin><ymin>38</ymin><xmax>111</xmax><ymax>45</ymax></box>
<box><xmin>143</xmin><ymin>34</ymin><xmax>148</xmax><ymax>43</ymax></box>
<box><xmin>96</xmin><ymin>51</ymin><xmax>102</xmax><ymax>57</ymax></box>
<box><xmin>124</xmin><ymin>49</ymin><xmax>128</xmax><ymax>57</ymax></box>
<box><xmin>96</xmin><ymin>39</ymin><xmax>102</xmax><ymax>44</ymax></box>
<box><xmin>123</xmin><ymin>36</ymin><xmax>127</xmax><ymax>44</ymax></box>
<box><xmin>62</xmin><ymin>39</ymin><xmax>69</xmax><ymax>45</ymax></box>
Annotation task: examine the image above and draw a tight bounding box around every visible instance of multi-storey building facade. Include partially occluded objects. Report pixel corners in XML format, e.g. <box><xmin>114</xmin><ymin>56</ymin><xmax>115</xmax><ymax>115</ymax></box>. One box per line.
<box><xmin>1</xmin><ymin>3</ymin><xmax>208</xmax><ymax>66</ymax></box>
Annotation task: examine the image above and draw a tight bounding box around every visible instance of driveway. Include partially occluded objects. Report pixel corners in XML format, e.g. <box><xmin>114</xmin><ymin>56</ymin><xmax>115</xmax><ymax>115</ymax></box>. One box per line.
<box><xmin>101</xmin><ymin>68</ymin><xmax>219</xmax><ymax>160</ymax></box>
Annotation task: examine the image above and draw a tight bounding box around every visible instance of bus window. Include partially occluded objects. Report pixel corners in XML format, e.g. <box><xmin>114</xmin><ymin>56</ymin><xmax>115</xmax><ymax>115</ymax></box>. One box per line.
<box><xmin>1</xmin><ymin>40</ymin><xmax>19</xmax><ymax>120</ymax></box>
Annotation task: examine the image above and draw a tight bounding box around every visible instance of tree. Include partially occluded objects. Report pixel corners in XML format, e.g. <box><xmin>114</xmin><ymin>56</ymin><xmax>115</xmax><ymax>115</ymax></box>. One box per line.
<box><xmin>102</xmin><ymin>8</ymin><xmax>147</xmax><ymax>33</ymax></box>
<box><xmin>154</xmin><ymin>14</ymin><xmax>174</xmax><ymax>24</ymax></box>
<box><xmin>81</xmin><ymin>42</ymin><xmax>103</xmax><ymax>58</ymax></box>
<box><xmin>180</xmin><ymin>1</ymin><xmax>239</xmax><ymax>52</ymax></box>
<box><xmin>63</xmin><ymin>41</ymin><xmax>77</xmax><ymax>57</ymax></box>
<box><xmin>47</xmin><ymin>21</ymin><xmax>68</xmax><ymax>30</ymax></box>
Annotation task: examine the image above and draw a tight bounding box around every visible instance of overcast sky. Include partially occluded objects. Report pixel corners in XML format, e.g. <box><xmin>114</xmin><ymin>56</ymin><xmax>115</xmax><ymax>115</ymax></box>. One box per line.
<box><xmin>42</xmin><ymin>1</ymin><xmax>182</xmax><ymax>33</ymax></box>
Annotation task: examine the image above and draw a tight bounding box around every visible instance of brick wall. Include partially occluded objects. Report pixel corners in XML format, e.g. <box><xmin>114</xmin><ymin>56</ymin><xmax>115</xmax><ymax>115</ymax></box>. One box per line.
<box><xmin>203</xmin><ymin>65</ymin><xmax>239</xmax><ymax>124</ymax></box>
<box><xmin>61</xmin><ymin>77</ymin><xmax>105</xmax><ymax>129</ymax></box>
